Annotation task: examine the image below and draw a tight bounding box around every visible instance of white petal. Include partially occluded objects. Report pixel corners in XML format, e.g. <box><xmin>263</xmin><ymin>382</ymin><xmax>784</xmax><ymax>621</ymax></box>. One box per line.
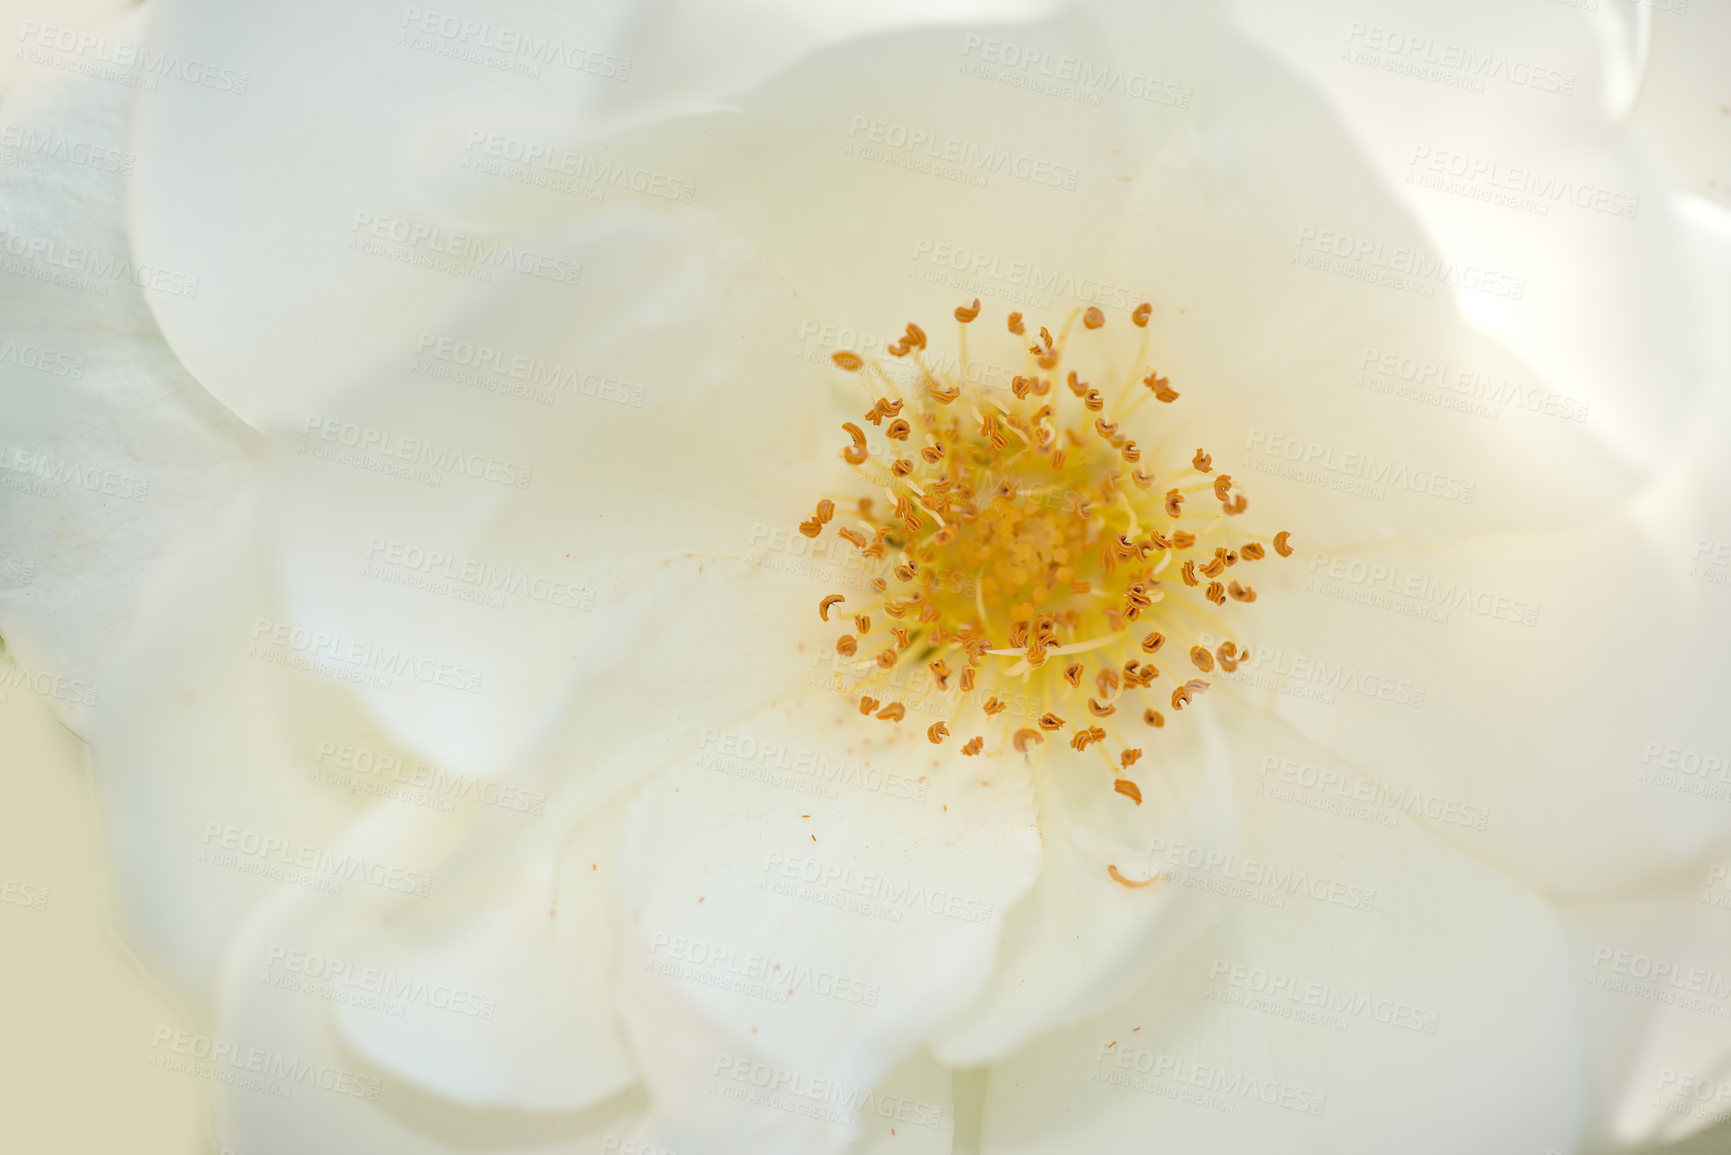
<box><xmin>978</xmin><ymin>709</ymin><xmax>1588</xmax><ymax>1155</ymax></box>
<box><xmin>615</xmin><ymin>693</ymin><xmax>1042</xmax><ymax>1153</ymax></box>
<box><xmin>1226</xmin><ymin>0</ymin><xmax>1702</xmax><ymax>475</ymax></box>
<box><xmin>125</xmin><ymin>0</ymin><xmax>641</xmax><ymax>428</ymax></box>
<box><xmin>86</xmin><ymin>493</ymin><xmax>376</xmax><ymax>1012</ymax></box>
<box><xmin>256</xmin><ymin>208</ymin><xmax>825</xmax><ymax>775</ymax></box>
<box><xmin>1094</xmin><ymin>24</ymin><xmax>1633</xmax><ymax>550</ymax></box>
<box><xmin>625</xmin><ymin>1046</ymin><xmax>956</xmax><ymax>1155</ymax></box>
<box><xmin>0</xmin><ymin>8</ymin><xmax>255</xmax><ymax>734</ymax></box>
<box><xmin>1564</xmin><ymin>882</ymin><xmax>1731</xmax><ymax>1149</ymax></box>
<box><xmin>1628</xmin><ymin>1</ymin><xmax>1731</xmax><ymax>213</ymax></box>
<box><xmin>1235</xmin><ymin>194</ymin><xmax>1731</xmax><ymax>898</ymax></box>
<box><xmin>211</xmin><ymin>832</ymin><xmax>649</xmax><ymax>1155</ymax></box>
<box><xmin>0</xmin><ymin>0</ymin><xmax>133</xmax><ymax>95</ymax></box>
<box><xmin>331</xmin><ymin>803</ymin><xmax>636</xmax><ymax>1113</ymax></box>
<box><xmin>934</xmin><ymin>710</ymin><xmax>1233</xmax><ymax>1065</ymax></box>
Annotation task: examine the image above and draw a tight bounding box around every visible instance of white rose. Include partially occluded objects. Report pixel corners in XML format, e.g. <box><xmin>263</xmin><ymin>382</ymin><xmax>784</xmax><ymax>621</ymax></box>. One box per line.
<box><xmin>3</xmin><ymin>2</ymin><xmax>1730</xmax><ymax>1154</ymax></box>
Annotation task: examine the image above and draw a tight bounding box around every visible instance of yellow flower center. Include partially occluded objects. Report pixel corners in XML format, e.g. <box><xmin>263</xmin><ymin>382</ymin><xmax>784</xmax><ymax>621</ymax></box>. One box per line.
<box><xmin>799</xmin><ymin>301</ymin><xmax>1293</xmax><ymax>803</ymax></box>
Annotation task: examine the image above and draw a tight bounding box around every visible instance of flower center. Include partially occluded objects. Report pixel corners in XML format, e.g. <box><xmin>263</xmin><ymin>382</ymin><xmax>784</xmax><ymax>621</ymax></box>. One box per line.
<box><xmin>799</xmin><ymin>301</ymin><xmax>1292</xmax><ymax>801</ymax></box>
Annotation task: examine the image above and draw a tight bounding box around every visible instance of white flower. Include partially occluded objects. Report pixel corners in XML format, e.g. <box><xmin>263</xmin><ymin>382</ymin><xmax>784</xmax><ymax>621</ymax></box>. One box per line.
<box><xmin>4</xmin><ymin>2</ymin><xmax>1731</xmax><ymax>1155</ymax></box>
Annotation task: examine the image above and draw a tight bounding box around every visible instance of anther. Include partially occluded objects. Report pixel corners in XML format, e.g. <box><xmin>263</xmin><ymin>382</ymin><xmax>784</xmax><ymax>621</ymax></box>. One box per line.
<box><xmin>832</xmin><ymin>351</ymin><xmax>863</xmax><ymax>371</ymax></box>
<box><xmin>961</xmin><ymin>737</ymin><xmax>984</xmax><ymax>756</ymax></box>
<box><xmin>1120</xmin><ymin>749</ymin><xmax>1143</xmax><ymax>769</ymax></box>
<box><xmin>955</xmin><ymin>298</ymin><xmax>981</xmax><ymax>323</ymax></box>
<box><xmin>959</xmin><ymin>668</ymin><xmax>976</xmax><ymax>692</ymax></box>
<box><xmin>1083</xmin><ymin>306</ymin><xmax>1105</xmax><ymax>329</ymax></box>
<box><xmin>1038</xmin><ymin>712</ymin><xmax>1067</xmax><ymax>732</ymax></box>
<box><xmin>1108</xmin><ymin>864</ymin><xmax>1159</xmax><ymax>888</ymax></box>
<box><xmin>1222</xmin><ymin>493</ymin><xmax>1247</xmax><ymax>515</ymax></box>
<box><xmin>886</xmin><ymin>419</ymin><xmax>911</xmax><ymax>441</ymax></box>
<box><xmin>1189</xmin><ymin>646</ymin><xmax>1215</xmax><ymax>673</ymax></box>
<box><xmin>1205</xmin><ymin>581</ymin><xmax>1226</xmax><ymax>605</ymax></box>
<box><xmin>840</xmin><ymin>422</ymin><xmax>869</xmax><ymax>465</ymax></box>
<box><xmin>1063</xmin><ymin>662</ymin><xmax>1084</xmax><ymax>688</ymax></box>
<box><xmin>876</xmin><ymin>702</ymin><xmax>907</xmax><ymax>721</ymax></box>
<box><xmin>983</xmin><ymin>697</ymin><xmax>1007</xmax><ymax>716</ymax></box>
<box><xmin>1012</xmin><ymin>729</ymin><xmax>1043</xmax><ymax>753</ymax></box>
<box><xmin>929</xmin><ymin>659</ymin><xmax>952</xmax><ymax>690</ymax></box>
<box><xmin>836</xmin><ymin>636</ymin><xmax>857</xmax><ymax>656</ymax></box>
<box><xmin>920</xmin><ymin>444</ymin><xmax>945</xmax><ymax>464</ymax></box>
<box><xmin>1228</xmin><ymin>581</ymin><xmax>1257</xmax><ymax>603</ymax></box>
<box><xmin>1165</xmin><ymin>489</ymin><xmax>1185</xmax><ymax>517</ymax></box>
<box><xmin>891</xmin><ymin>459</ymin><xmax>914</xmax><ymax>477</ymax></box>
<box><xmin>865</xmin><ymin>398</ymin><xmax>903</xmax><ymax>425</ymax></box>
<box><xmin>876</xmin><ymin>649</ymin><xmax>897</xmax><ymax>669</ymax></box>
<box><xmin>1132</xmin><ymin>302</ymin><xmax>1152</xmax><ymax>327</ymax></box>
<box><xmin>1180</xmin><ymin>560</ymin><xmax>1198</xmax><ymax>587</ymax></box>
<box><xmin>1144</xmin><ymin>373</ymin><xmax>1179</xmax><ymax>402</ymax></box>
<box><xmin>855</xmin><ymin>614</ymin><xmax>871</xmax><ymax>634</ymax></box>
<box><xmin>1113</xmin><ymin>779</ymin><xmax>1143</xmax><ymax>805</ymax></box>
<box><xmin>1143</xmin><ymin>708</ymin><xmax>1165</xmax><ymax>727</ymax></box>
<box><xmin>1088</xmin><ymin>698</ymin><xmax>1116</xmax><ymax>717</ymax></box>
<box><xmin>1141</xmin><ymin>631</ymin><xmax>1165</xmax><ymax>653</ymax></box>
<box><xmin>1274</xmin><ymin>531</ymin><xmax>1294</xmax><ymax>557</ymax></box>
<box><xmin>859</xmin><ymin>696</ymin><xmax>879</xmax><ymax>714</ymax></box>
<box><xmin>1007</xmin><ymin>312</ymin><xmax>1025</xmax><ymax>335</ymax></box>
<box><xmin>838</xmin><ymin>527</ymin><xmax>867</xmax><ymax>549</ymax></box>
<box><xmin>927</xmin><ymin>722</ymin><xmax>949</xmax><ymax>744</ymax></box>
<box><xmin>894</xmin><ymin>562</ymin><xmax>918</xmax><ymax>581</ymax></box>
<box><xmin>1071</xmin><ymin>727</ymin><xmax>1106</xmax><ymax>751</ymax></box>
<box><xmin>1241</xmin><ymin>542</ymin><xmax>1266</xmax><ymax>560</ymax></box>
<box><xmin>818</xmin><ymin>595</ymin><xmax>845</xmax><ymax>621</ymax></box>
<box><xmin>1121</xmin><ymin>441</ymin><xmax>1141</xmax><ymax>463</ymax></box>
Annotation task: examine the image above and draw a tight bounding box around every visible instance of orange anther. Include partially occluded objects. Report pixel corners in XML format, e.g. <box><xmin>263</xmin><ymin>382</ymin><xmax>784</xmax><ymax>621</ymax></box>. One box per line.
<box><xmin>799</xmin><ymin>516</ymin><xmax>824</xmax><ymax>538</ymax></box>
<box><xmin>886</xmin><ymin>418</ymin><xmax>911</xmax><ymax>441</ymax></box>
<box><xmin>1205</xmin><ymin>581</ymin><xmax>1226</xmax><ymax>605</ymax></box>
<box><xmin>1189</xmin><ymin>646</ymin><xmax>1215</xmax><ymax>673</ymax></box>
<box><xmin>836</xmin><ymin>635</ymin><xmax>857</xmax><ymax>656</ymax></box>
<box><xmin>920</xmin><ymin>444</ymin><xmax>945</xmax><ymax>464</ymax></box>
<box><xmin>1113</xmin><ymin>778</ymin><xmax>1143</xmax><ymax>805</ymax></box>
<box><xmin>1086</xmin><ymin>391</ymin><xmax>1106</xmax><ymax>413</ymax></box>
<box><xmin>1274</xmin><ymin>531</ymin><xmax>1294</xmax><ymax>557</ymax></box>
<box><xmin>1121</xmin><ymin>441</ymin><xmax>1141</xmax><ymax>463</ymax></box>
<box><xmin>959</xmin><ymin>667</ymin><xmax>976</xmax><ymax>692</ymax></box>
<box><xmin>891</xmin><ymin>627</ymin><xmax>911</xmax><ymax>648</ymax></box>
<box><xmin>1180</xmin><ymin>560</ymin><xmax>1198</xmax><ymax>587</ymax></box>
<box><xmin>1131</xmin><ymin>302</ymin><xmax>1152</xmax><ymax>327</ymax></box>
<box><xmin>876</xmin><ymin>649</ymin><xmax>898</xmax><ymax>669</ymax></box>
<box><xmin>1141</xmin><ymin>630</ymin><xmax>1165</xmax><ymax>653</ymax></box>
<box><xmin>1222</xmin><ymin>493</ymin><xmax>1247</xmax><ymax>515</ymax></box>
<box><xmin>855</xmin><ymin>614</ymin><xmax>871</xmax><ymax>634</ymax></box>
<box><xmin>1143</xmin><ymin>708</ymin><xmax>1165</xmax><ymax>727</ymax></box>
<box><xmin>1228</xmin><ymin>581</ymin><xmax>1257</xmax><ymax>603</ymax></box>
<box><xmin>1241</xmin><ymin>542</ymin><xmax>1266</xmax><ymax>560</ymax></box>
<box><xmin>859</xmin><ymin>696</ymin><xmax>879</xmax><ymax>714</ymax></box>
<box><xmin>894</xmin><ymin>562</ymin><xmax>918</xmax><ymax>581</ymax></box>
<box><xmin>864</xmin><ymin>397</ymin><xmax>903</xmax><ymax>425</ymax></box>
<box><xmin>891</xmin><ymin>459</ymin><xmax>914</xmax><ymax>477</ymax></box>
<box><xmin>1012</xmin><ymin>729</ymin><xmax>1043</xmax><ymax>753</ymax></box>
<box><xmin>818</xmin><ymin>595</ymin><xmax>845</xmax><ymax>621</ymax></box>
<box><xmin>1083</xmin><ymin>306</ymin><xmax>1105</xmax><ymax>329</ymax></box>
<box><xmin>840</xmin><ymin>422</ymin><xmax>869</xmax><ymax>465</ymax></box>
<box><xmin>927</xmin><ymin>722</ymin><xmax>949</xmax><ymax>744</ymax></box>
<box><xmin>832</xmin><ymin>351</ymin><xmax>863</xmax><ymax>371</ymax></box>
<box><xmin>1062</xmin><ymin>662</ymin><xmax>1084</xmax><ymax>688</ymax></box>
<box><xmin>1038</xmin><ymin>712</ymin><xmax>1067</xmax><ymax>732</ymax></box>
<box><xmin>1071</xmin><ymin>727</ymin><xmax>1107</xmax><ymax>751</ymax></box>
<box><xmin>1007</xmin><ymin>312</ymin><xmax>1025</xmax><ymax>335</ymax></box>
<box><xmin>1213</xmin><ymin>474</ymin><xmax>1233</xmax><ymax>502</ymax></box>
<box><xmin>1165</xmin><ymin>489</ymin><xmax>1184</xmax><ymax>517</ymax></box>
<box><xmin>1172</xmin><ymin>531</ymin><xmax>1195</xmax><ymax>548</ymax></box>
<box><xmin>1171</xmin><ymin>679</ymin><xmax>1209</xmax><ymax>711</ymax></box>
<box><xmin>838</xmin><ymin>527</ymin><xmax>867</xmax><ymax>549</ymax></box>
<box><xmin>955</xmin><ymin>298</ymin><xmax>981</xmax><ymax>323</ymax></box>
<box><xmin>1108</xmin><ymin>863</ymin><xmax>1160</xmax><ymax>887</ymax></box>
<box><xmin>983</xmin><ymin>696</ymin><xmax>1007</xmax><ymax>716</ymax></box>
<box><xmin>961</xmin><ymin>737</ymin><xmax>983</xmax><ymax>756</ymax></box>
<box><xmin>876</xmin><ymin>701</ymin><xmax>907</xmax><ymax>721</ymax></box>
<box><xmin>1088</xmin><ymin>698</ymin><xmax>1116</xmax><ymax>718</ymax></box>
<box><xmin>1144</xmin><ymin>373</ymin><xmax>1178</xmax><ymax>402</ymax></box>
<box><xmin>928</xmin><ymin>659</ymin><xmax>952</xmax><ymax>690</ymax></box>
<box><xmin>1192</xmin><ymin>449</ymin><xmax>1212</xmax><ymax>472</ymax></box>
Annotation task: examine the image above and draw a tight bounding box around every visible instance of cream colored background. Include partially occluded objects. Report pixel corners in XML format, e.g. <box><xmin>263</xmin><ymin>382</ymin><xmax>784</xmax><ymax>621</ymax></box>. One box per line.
<box><xmin>0</xmin><ymin>659</ymin><xmax>205</xmax><ymax>1155</ymax></box>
